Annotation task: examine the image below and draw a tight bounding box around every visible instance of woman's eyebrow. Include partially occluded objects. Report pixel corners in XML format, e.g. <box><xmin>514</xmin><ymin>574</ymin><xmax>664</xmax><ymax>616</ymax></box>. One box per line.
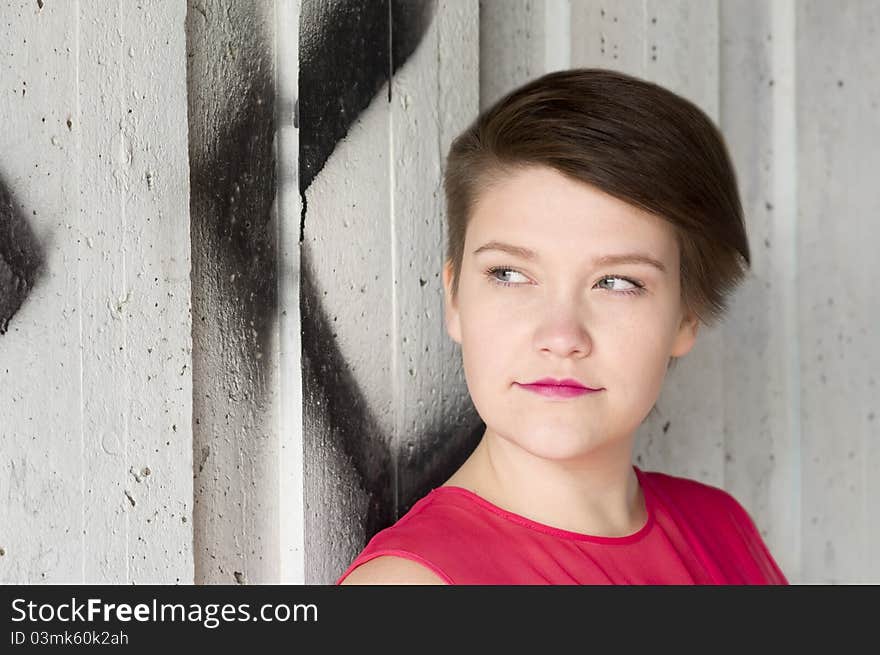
<box><xmin>472</xmin><ymin>240</ymin><xmax>667</xmax><ymax>274</ymax></box>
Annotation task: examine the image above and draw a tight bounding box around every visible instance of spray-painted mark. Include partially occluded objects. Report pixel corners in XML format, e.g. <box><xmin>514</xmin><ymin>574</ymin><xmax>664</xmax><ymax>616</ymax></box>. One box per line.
<box><xmin>299</xmin><ymin>0</ymin><xmax>435</xmax><ymax>194</ymax></box>
<box><xmin>186</xmin><ymin>5</ymin><xmax>279</xmax><ymax>553</ymax></box>
<box><xmin>188</xmin><ymin>56</ymin><xmax>277</xmax><ymax>365</ymax></box>
<box><xmin>0</xmin><ymin>175</ymin><xmax>43</xmax><ymax>335</ymax></box>
<box><xmin>182</xmin><ymin>0</ymin><xmax>457</xmax><ymax>576</ymax></box>
<box><xmin>301</xmin><ymin>246</ymin><xmax>482</xmax><ymax>540</ymax></box>
<box><xmin>186</xmin><ymin>4</ymin><xmax>280</xmax><ymax>584</ymax></box>
<box><xmin>298</xmin><ymin>0</ymin><xmax>483</xmax><ymax>547</ymax></box>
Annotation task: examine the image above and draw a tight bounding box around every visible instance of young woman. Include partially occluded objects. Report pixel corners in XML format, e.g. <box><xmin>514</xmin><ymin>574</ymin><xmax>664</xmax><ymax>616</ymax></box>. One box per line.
<box><xmin>337</xmin><ymin>68</ymin><xmax>788</xmax><ymax>585</ymax></box>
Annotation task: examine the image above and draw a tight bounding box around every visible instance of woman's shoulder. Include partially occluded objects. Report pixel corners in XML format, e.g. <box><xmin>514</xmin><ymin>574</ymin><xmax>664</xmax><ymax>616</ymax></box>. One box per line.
<box><xmin>640</xmin><ymin>466</ymin><xmax>759</xmax><ymax>533</ymax></box>
<box><xmin>641</xmin><ymin>467</ymin><xmax>741</xmax><ymax>508</ymax></box>
<box><xmin>335</xmin><ymin>487</ymin><xmax>493</xmax><ymax>585</ymax></box>
<box><xmin>338</xmin><ymin>555</ymin><xmax>448</xmax><ymax>585</ymax></box>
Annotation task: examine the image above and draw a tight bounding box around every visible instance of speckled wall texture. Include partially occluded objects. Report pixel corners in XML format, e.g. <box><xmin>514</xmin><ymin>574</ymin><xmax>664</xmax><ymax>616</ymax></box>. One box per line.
<box><xmin>0</xmin><ymin>0</ymin><xmax>193</xmax><ymax>583</ymax></box>
<box><xmin>2</xmin><ymin>0</ymin><xmax>877</xmax><ymax>585</ymax></box>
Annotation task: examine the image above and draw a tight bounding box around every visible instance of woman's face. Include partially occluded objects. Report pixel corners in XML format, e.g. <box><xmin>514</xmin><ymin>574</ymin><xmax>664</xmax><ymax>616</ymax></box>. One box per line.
<box><xmin>442</xmin><ymin>165</ymin><xmax>699</xmax><ymax>462</ymax></box>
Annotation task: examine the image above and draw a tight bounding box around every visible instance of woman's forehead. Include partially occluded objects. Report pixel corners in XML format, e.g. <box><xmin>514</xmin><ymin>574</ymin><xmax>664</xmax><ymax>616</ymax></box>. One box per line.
<box><xmin>469</xmin><ymin>165</ymin><xmax>676</xmax><ymax>245</ymax></box>
<box><xmin>467</xmin><ymin>199</ymin><xmax>679</xmax><ymax>267</ymax></box>
<box><xmin>471</xmin><ymin>239</ymin><xmax>670</xmax><ymax>275</ymax></box>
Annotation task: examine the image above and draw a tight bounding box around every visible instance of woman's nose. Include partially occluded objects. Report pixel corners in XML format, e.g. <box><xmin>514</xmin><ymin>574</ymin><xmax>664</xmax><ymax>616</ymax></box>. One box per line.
<box><xmin>533</xmin><ymin>303</ymin><xmax>592</xmax><ymax>358</ymax></box>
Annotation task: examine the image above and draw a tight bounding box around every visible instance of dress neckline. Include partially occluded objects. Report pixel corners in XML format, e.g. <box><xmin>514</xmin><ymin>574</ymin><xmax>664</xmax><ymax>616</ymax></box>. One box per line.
<box><xmin>431</xmin><ymin>464</ymin><xmax>655</xmax><ymax>544</ymax></box>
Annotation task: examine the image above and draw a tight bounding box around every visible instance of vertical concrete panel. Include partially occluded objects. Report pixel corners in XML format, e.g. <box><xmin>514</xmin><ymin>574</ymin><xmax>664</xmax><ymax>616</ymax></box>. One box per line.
<box><xmin>89</xmin><ymin>0</ymin><xmax>193</xmax><ymax>584</ymax></box>
<box><xmin>186</xmin><ymin>0</ymin><xmax>281</xmax><ymax>585</ymax></box>
<box><xmin>0</xmin><ymin>0</ymin><xmax>79</xmax><ymax>584</ymax></box>
<box><xmin>479</xmin><ymin>0</ymin><xmax>547</xmax><ymax>109</ymax></box>
<box><xmin>276</xmin><ymin>0</ymin><xmax>306</xmax><ymax>585</ymax></box>
<box><xmin>393</xmin><ymin>0</ymin><xmax>482</xmax><ymax>521</ymax></box>
<box><xmin>718</xmin><ymin>0</ymin><xmax>801</xmax><ymax>582</ymax></box>
<box><xmin>300</xmin><ymin>0</ymin><xmax>395</xmax><ymax>584</ymax></box>
<box><xmin>0</xmin><ymin>0</ymin><xmax>193</xmax><ymax>583</ymax></box>
<box><xmin>797</xmin><ymin>0</ymin><xmax>880</xmax><ymax>583</ymax></box>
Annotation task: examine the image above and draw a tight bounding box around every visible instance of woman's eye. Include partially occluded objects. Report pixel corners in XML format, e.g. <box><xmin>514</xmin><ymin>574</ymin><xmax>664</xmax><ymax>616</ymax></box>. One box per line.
<box><xmin>596</xmin><ymin>275</ymin><xmax>645</xmax><ymax>296</ymax></box>
<box><xmin>486</xmin><ymin>267</ymin><xmax>529</xmax><ymax>287</ymax></box>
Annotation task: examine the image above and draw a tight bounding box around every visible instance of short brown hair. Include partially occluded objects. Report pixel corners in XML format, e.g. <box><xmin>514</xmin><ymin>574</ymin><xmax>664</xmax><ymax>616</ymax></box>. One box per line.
<box><xmin>442</xmin><ymin>68</ymin><xmax>750</xmax><ymax>329</ymax></box>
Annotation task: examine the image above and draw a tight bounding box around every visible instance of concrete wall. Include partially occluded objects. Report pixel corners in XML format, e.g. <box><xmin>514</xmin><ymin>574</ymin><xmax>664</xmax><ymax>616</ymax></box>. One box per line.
<box><xmin>186</xmin><ymin>0</ymin><xmax>303</xmax><ymax>586</ymax></box>
<box><xmin>0</xmin><ymin>0</ymin><xmax>193</xmax><ymax>583</ymax></box>
<box><xmin>794</xmin><ymin>0</ymin><xmax>880</xmax><ymax>584</ymax></box>
<box><xmin>2</xmin><ymin>0</ymin><xmax>878</xmax><ymax>585</ymax></box>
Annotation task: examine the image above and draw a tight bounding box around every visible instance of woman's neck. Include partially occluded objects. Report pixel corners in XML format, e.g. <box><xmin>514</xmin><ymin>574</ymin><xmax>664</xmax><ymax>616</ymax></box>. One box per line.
<box><xmin>443</xmin><ymin>427</ymin><xmax>646</xmax><ymax>537</ymax></box>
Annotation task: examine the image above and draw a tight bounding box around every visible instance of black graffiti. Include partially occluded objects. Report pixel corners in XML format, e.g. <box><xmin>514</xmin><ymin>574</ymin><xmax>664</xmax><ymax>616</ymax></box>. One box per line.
<box><xmin>0</xmin><ymin>175</ymin><xmax>43</xmax><ymax>335</ymax></box>
<box><xmin>299</xmin><ymin>0</ymin><xmax>435</xmax><ymax>194</ymax></box>
<box><xmin>186</xmin><ymin>0</ymin><xmax>469</xmax><ymax>565</ymax></box>
<box><xmin>301</xmin><ymin>245</ymin><xmax>482</xmax><ymax>541</ymax></box>
<box><xmin>298</xmin><ymin>0</ymin><xmax>484</xmax><ymax>549</ymax></box>
<box><xmin>186</xmin><ymin>3</ymin><xmax>279</xmax><ymax>584</ymax></box>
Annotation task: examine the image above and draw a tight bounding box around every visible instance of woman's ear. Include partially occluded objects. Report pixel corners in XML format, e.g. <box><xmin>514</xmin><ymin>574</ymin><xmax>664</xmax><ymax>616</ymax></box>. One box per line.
<box><xmin>442</xmin><ymin>260</ymin><xmax>462</xmax><ymax>344</ymax></box>
<box><xmin>670</xmin><ymin>309</ymin><xmax>699</xmax><ymax>358</ymax></box>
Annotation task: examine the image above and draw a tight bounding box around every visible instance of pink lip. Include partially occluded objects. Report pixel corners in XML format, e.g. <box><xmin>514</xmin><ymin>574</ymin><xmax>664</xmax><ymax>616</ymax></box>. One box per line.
<box><xmin>516</xmin><ymin>378</ymin><xmax>603</xmax><ymax>399</ymax></box>
<box><xmin>525</xmin><ymin>377</ymin><xmax>600</xmax><ymax>390</ymax></box>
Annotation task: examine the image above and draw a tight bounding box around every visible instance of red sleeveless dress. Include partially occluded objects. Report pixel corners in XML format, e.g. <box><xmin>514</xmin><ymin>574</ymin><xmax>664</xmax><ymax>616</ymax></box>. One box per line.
<box><xmin>336</xmin><ymin>465</ymin><xmax>788</xmax><ymax>584</ymax></box>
